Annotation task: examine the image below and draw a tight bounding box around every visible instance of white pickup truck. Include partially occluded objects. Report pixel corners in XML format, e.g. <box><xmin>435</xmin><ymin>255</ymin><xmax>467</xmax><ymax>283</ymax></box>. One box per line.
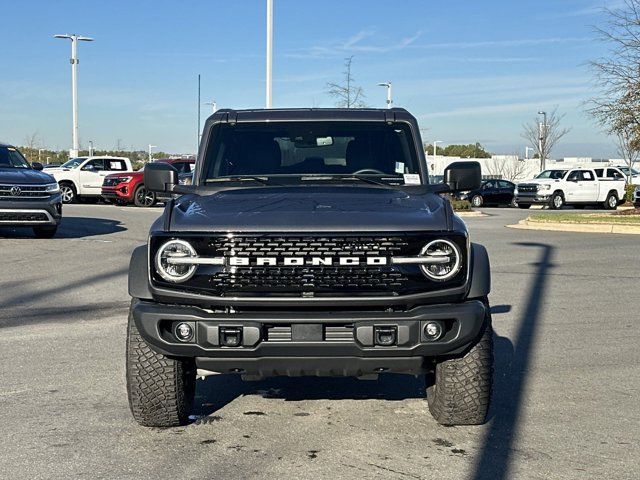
<box><xmin>515</xmin><ymin>167</ymin><xmax>626</xmax><ymax>210</ymax></box>
<box><xmin>46</xmin><ymin>156</ymin><xmax>133</xmax><ymax>203</ymax></box>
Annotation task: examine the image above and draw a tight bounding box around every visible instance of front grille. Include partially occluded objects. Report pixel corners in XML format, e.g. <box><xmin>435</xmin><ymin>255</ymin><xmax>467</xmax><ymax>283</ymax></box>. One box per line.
<box><xmin>517</xmin><ymin>184</ymin><xmax>538</xmax><ymax>193</ymax></box>
<box><xmin>0</xmin><ymin>211</ymin><xmax>49</xmax><ymax>222</ymax></box>
<box><xmin>0</xmin><ymin>184</ymin><xmax>50</xmax><ymax>198</ymax></box>
<box><xmin>103</xmin><ymin>177</ymin><xmax>123</xmax><ymax>187</ymax></box>
<box><xmin>150</xmin><ymin>233</ymin><xmax>468</xmax><ymax>298</ymax></box>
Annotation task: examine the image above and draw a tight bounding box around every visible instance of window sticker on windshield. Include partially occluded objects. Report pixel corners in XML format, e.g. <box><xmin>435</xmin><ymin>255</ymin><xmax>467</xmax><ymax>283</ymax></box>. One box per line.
<box><xmin>403</xmin><ymin>173</ymin><xmax>421</xmax><ymax>185</ymax></box>
<box><xmin>395</xmin><ymin>162</ymin><xmax>405</xmax><ymax>174</ymax></box>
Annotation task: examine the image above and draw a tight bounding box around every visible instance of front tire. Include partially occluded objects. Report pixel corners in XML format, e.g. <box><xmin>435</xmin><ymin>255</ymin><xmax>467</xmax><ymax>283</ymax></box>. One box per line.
<box><xmin>126</xmin><ymin>305</ymin><xmax>195</xmax><ymax>427</ymax></box>
<box><xmin>33</xmin><ymin>225</ymin><xmax>58</xmax><ymax>238</ymax></box>
<box><xmin>549</xmin><ymin>191</ymin><xmax>564</xmax><ymax>210</ymax></box>
<box><xmin>427</xmin><ymin>308</ymin><xmax>493</xmax><ymax>426</ymax></box>
<box><xmin>59</xmin><ymin>183</ymin><xmax>76</xmax><ymax>204</ymax></box>
<box><xmin>133</xmin><ymin>185</ymin><xmax>156</xmax><ymax>207</ymax></box>
<box><xmin>471</xmin><ymin>195</ymin><xmax>483</xmax><ymax>208</ymax></box>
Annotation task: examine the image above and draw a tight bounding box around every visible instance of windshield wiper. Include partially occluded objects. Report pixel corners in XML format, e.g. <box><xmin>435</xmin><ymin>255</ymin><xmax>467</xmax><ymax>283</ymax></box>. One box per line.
<box><xmin>207</xmin><ymin>176</ymin><xmax>277</xmax><ymax>186</ymax></box>
<box><xmin>342</xmin><ymin>175</ymin><xmax>402</xmax><ymax>187</ymax></box>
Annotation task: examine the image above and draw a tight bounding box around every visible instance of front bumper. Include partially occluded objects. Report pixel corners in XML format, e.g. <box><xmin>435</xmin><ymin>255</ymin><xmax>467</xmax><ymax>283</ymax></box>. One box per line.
<box><xmin>102</xmin><ymin>184</ymin><xmax>134</xmax><ymax>202</ymax></box>
<box><xmin>131</xmin><ymin>299</ymin><xmax>487</xmax><ymax>376</ymax></box>
<box><xmin>0</xmin><ymin>194</ymin><xmax>63</xmax><ymax>226</ymax></box>
<box><xmin>515</xmin><ymin>192</ymin><xmax>550</xmax><ymax>205</ymax></box>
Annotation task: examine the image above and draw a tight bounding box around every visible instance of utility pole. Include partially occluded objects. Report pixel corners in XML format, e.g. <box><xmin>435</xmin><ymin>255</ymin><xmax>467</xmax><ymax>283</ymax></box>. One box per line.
<box><xmin>54</xmin><ymin>34</ymin><xmax>93</xmax><ymax>158</ymax></box>
<box><xmin>148</xmin><ymin>144</ymin><xmax>156</xmax><ymax>163</ymax></box>
<box><xmin>266</xmin><ymin>0</ymin><xmax>273</xmax><ymax>108</ymax></box>
<box><xmin>377</xmin><ymin>82</ymin><xmax>393</xmax><ymax>108</ymax></box>
<box><xmin>525</xmin><ymin>146</ymin><xmax>534</xmax><ymax>160</ymax></box>
<box><xmin>433</xmin><ymin>140</ymin><xmax>443</xmax><ymax>163</ymax></box>
<box><xmin>89</xmin><ymin>140</ymin><xmax>94</xmax><ymax>156</ymax></box>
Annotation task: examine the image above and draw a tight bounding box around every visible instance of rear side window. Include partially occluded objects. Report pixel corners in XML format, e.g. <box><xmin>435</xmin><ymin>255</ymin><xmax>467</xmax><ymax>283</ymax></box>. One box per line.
<box><xmin>594</xmin><ymin>168</ymin><xmax>604</xmax><ymax>177</ymax></box>
<box><xmin>107</xmin><ymin>159</ymin><xmax>127</xmax><ymax>171</ymax></box>
<box><xmin>582</xmin><ymin>171</ymin><xmax>595</xmax><ymax>181</ymax></box>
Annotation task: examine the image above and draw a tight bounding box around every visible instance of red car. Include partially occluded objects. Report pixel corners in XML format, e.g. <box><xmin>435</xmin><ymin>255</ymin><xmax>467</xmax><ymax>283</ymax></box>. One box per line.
<box><xmin>101</xmin><ymin>158</ymin><xmax>195</xmax><ymax>207</ymax></box>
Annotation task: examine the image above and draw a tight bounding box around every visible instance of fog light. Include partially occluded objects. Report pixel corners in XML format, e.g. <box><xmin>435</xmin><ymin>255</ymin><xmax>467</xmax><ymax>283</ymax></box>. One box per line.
<box><xmin>374</xmin><ymin>326</ymin><xmax>397</xmax><ymax>346</ymax></box>
<box><xmin>175</xmin><ymin>322</ymin><xmax>194</xmax><ymax>342</ymax></box>
<box><xmin>220</xmin><ymin>327</ymin><xmax>242</xmax><ymax>347</ymax></box>
<box><xmin>424</xmin><ymin>322</ymin><xmax>443</xmax><ymax>341</ymax></box>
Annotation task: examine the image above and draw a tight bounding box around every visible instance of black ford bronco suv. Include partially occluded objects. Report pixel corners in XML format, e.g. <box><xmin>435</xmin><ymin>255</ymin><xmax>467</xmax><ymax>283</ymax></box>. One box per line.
<box><xmin>126</xmin><ymin>108</ymin><xmax>493</xmax><ymax>427</ymax></box>
<box><xmin>0</xmin><ymin>143</ymin><xmax>62</xmax><ymax>238</ymax></box>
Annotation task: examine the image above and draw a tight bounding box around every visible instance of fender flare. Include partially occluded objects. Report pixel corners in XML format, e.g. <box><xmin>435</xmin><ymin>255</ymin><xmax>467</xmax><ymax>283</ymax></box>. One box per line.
<box><xmin>467</xmin><ymin>243</ymin><xmax>491</xmax><ymax>299</ymax></box>
<box><xmin>128</xmin><ymin>245</ymin><xmax>153</xmax><ymax>300</ymax></box>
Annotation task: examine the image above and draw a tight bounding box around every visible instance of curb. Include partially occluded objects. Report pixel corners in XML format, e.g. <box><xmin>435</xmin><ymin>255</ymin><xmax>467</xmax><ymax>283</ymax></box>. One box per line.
<box><xmin>456</xmin><ymin>210</ymin><xmax>487</xmax><ymax>218</ymax></box>
<box><xmin>507</xmin><ymin>219</ymin><xmax>640</xmax><ymax>235</ymax></box>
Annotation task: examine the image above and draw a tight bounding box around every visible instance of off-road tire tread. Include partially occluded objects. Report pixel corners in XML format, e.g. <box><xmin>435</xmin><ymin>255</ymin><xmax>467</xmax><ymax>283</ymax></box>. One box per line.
<box><xmin>427</xmin><ymin>314</ymin><xmax>493</xmax><ymax>426</ymax></box>
<box><xmin>126</xmin><ymin>307</ymin><xmax>195</xmax><ymax>427</ymax></box>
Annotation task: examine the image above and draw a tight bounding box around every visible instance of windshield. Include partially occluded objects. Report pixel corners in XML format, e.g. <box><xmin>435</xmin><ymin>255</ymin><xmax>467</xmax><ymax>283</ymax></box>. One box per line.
<box><xmin>535</xmin><ymin>169</ymin><xmax>568</xmax><ymax>179</ymax></box>
<box><xmin>0</xmin><ymin>146</ymin><xmax>30</xmax><ymax>169</ymax></box>
<box><xmin>61</xmin><ymin>157</ymin><xmax>87</xmax><ymax>169</ymax></box>
<box><xmin>203</xmin><ymin>121</ymin><xmax>421</xmax><ymax>184</ymax></box>
<box><xmin>619</xmin><ymin>166</ymin><xmax>640</xmax><ymax>175</ymax></box>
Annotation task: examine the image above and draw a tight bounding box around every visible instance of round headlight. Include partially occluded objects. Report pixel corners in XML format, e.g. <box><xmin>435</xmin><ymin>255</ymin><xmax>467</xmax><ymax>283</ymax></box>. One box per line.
<box><xmin>420</xmin><ymin>239</ymin><xmax>462</xmax><ymax>281</ymax></box>
<box><xmin>155</xmin><ymin>239</ymin><xmax>197</xmax><ymax>283</ymax></box>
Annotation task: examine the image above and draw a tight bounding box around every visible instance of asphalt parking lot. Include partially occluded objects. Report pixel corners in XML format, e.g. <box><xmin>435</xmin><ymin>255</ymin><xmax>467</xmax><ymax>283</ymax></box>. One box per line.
<box><xmin>1</xmin><ymin>204</ymin><xmax>638</xmax><ymax>480</ymax></box>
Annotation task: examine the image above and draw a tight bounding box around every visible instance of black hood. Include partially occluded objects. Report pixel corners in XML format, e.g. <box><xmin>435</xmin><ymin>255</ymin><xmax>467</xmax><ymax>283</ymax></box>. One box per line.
<box><xmin>169</xmin><ymin>186</ymin><xmax>453</xmax><ymax>233</ymax></box>
<box><xmin>0</xmin><ymin>168</ymin><xmax>55</xmax><ymax>185</ymax></box>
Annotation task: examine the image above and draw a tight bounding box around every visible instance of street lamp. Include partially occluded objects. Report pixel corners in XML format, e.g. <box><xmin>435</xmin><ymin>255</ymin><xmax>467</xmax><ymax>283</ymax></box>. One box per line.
<box><xmin>89</xmin><ymin>140</ymin><xmax>94</xmax><ymax>156</ymax></box>
<box><xmin>433</xmin><ymin>140</ymin><xmax>443</xmax><ymax>163</ymax></box>
<box><xmin>538</xmin><ymin>110</ymin><xmax>547</xmax><ymax>170</ymax></box>
<box><xmin>54</xmin><ymin>34</ymin><xmax>94</xmax><ymax>158</ymax></box>
<box><xmin>525</xmin><ymin>146</ymin><xmax>534</xmax><ymax>160</ymax></box>
<box><xmin>205</xmin><ymin>100</ymin><xmax>217</xmax><ymax>113</ymax></box>
<box><xmin>377</xmin><ymin>82</ymin><xmax>393</xmax><ymax>109</ymax></box>
<box><xmin>148</xmin><ymin>144</ymin><xmax>157</xmax><ymax>163</ymax></box>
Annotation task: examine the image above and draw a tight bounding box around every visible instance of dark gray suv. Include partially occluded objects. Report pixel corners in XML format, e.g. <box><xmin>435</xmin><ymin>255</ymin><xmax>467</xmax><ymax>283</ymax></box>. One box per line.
<box><xmin>0</xmin><ymin>143</ymin><xmax>62</xmax><ymax>238</ymax></box>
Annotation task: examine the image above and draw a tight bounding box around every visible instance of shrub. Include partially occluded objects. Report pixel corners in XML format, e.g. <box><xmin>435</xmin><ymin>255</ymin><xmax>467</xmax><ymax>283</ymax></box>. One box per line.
<box><xmin>624</xmin><ymin>184</ymin><xmax>636</xmax><ymax>203</ymax></box>
<box><xmin>451</xmin><ymin>199</ymin><xmax>471</xmax><ymax>211</ymax></box>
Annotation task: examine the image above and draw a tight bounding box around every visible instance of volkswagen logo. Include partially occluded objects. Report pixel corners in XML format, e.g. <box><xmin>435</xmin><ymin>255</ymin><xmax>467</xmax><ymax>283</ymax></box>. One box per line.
<box><xmin>10</xmin><ymin>186</ymin><xmax>21</xmax><ymax>196</ymax></box>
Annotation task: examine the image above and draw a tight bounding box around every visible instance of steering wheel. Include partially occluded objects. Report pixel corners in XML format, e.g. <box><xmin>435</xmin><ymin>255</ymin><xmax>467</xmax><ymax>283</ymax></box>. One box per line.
<box><xmin>352</xmin><ymin>168</ymin><xmax>385</xmax><ymax>175</ymax></box>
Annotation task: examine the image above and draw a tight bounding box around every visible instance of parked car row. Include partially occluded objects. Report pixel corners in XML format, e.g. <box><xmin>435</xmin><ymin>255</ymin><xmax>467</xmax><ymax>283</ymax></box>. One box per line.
<box><xmin>450</xmin><ymin>166</ymin><xmax>631</xmax><ymax>210</ymax></box>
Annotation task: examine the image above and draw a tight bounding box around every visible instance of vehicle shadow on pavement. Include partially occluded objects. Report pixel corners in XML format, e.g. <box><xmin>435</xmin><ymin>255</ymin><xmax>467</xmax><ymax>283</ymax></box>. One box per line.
<box><xmin>0</xmin><ymin>217</ymin><xmax>126</xmax><ymax>239</ymax></box>
<box><xmin>194</xmin><ymin>373</ymin><xmax>425</xmax><ymax>418</ymax></box>
<box><xmin>471</xmin><ymin>242</ymin><xmax>555</xmax><ymax>480</ymax></box>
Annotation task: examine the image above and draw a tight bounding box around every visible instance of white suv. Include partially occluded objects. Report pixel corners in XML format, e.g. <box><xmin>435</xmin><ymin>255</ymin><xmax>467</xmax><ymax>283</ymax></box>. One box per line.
<box><xmin>47</xmin><ymin>156</ymin><xmax>133</xmax><ymax>203</ymax></box>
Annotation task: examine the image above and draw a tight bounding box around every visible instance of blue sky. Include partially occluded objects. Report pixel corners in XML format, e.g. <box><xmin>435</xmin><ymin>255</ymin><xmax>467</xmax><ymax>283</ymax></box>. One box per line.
<box><xmin>0</xmin><ymin>0</ymin><xmax>622</xmax><ymax>156</ymax></box>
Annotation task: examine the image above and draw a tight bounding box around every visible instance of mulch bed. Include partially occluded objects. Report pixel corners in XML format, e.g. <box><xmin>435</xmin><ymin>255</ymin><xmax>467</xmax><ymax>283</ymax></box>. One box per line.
<box><xmin>612</xmin><ymin>207</ymin><xmax>640</xmax><ymax>216</ymax></box>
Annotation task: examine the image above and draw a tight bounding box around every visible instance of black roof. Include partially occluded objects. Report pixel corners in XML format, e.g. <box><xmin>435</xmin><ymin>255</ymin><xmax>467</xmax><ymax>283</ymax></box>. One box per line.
<box><xmin>206</xmin><ymin>107</ymin><xmax>417</xmax><ymax>124</ymax></box>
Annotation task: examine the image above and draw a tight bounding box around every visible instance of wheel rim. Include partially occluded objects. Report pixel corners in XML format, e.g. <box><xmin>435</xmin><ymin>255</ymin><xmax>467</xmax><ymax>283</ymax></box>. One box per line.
<box><xmin>60</xmin><ymin>186</ymin><xmax>73</xmax><ymax>202</ymax></box>
<box><xmin>137</xmin><ymin>188</ymin><xmax>154</xmax><ymax>206</ymax></box>
<box><xmin>472</xmin><ymin>196</ymin><xmax>482</xmax><ymax>207</ymax></box>
<box><xmin>609</xmin><ymin>196</ymin><xmax>617</xmax><ymax>208</ymax></box>
<box><xmin>554</xmin><ymin>195</ymin><xmax>562</xmax><ymax>208</ymax></box>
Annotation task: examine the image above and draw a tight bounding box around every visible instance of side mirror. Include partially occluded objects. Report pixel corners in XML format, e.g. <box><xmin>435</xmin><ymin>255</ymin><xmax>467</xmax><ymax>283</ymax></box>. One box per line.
<box><xmin>31</xmin><ymin>162</ymin><xmax>44</xmax><ymax>171</ymax></box>
<box><xmin>145</xmin><ymin>162</ymin><xmax>178</xmax><ymax>193</ymax></box>
<box><xmin>444</xmin><ymin>161</ymin><xmax>482</xmax><ymax>192</ymax></box>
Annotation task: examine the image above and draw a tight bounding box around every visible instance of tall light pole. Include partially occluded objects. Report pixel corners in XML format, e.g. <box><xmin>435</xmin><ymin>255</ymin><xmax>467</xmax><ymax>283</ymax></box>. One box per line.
<box><xmin>377</xmin><ymin>82</ymin><xmax>393</xmax><ymax>108</ymax></box>
<box><xmin>148</xmin><ymin>144</ymin><xmax>156</xmax><ymax>163</ymax></box>
<box><xmin>205</xmin><ymin>100</ymin><xmax>217</xmax><ymax>113</ymax></box>
<box><xmin>54</xmin><ymin>34</ymin><xmax>93</xmax><ymax>158</ymax></box>
<box><xmin>433</xmin><ymin>140</ymin><xmax>443</xmax><ymax>163</ymax></box>
<box><xmin>89</xmin><ymin>140</ymin><xmax>94</xmax><ymax>156</ymax></box>
<box><xmin>538</xmin><ymin>110</ymin><xmax>547</xmax><ymax>171</ymax></box>
<box><xmin>266</xmin><ymin>0</ymin><xmax>274</xmax><ymax>108</ymax></box>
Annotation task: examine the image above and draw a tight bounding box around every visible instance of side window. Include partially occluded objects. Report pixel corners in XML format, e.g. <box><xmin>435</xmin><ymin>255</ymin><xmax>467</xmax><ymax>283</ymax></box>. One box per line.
<box><xmin>607</xmin><ymin>169</ymin><xmax>623</xmax><ymax>180</ymax></box>
<box><xmin>107</xmin><ymin>159</ymin><xmax>127</xmax><ymax>171</ymax></box>
<box><xmin>484</xmin><ymin>181</ymin><xmax>495</xmax><ymax>189</ymax></box>
<box><xmin>567</xmin><ymin>171</ymin><xmax>580</xmax><ymax>181</ymax></box>
<box><xmin>82</xmin><ymin>159</ymin><xmax>105</xmax><ymax>171</ymax></box>
<box><xmin>498</xmin><ymin>180</ymin><xmax>512</xmax><ymax>188</ymax></box>
<box><xmin>594</xmin><ymin>168</ymin><xmax>604</xmax><ymax>177</ymax></box>
<box><xmin>582</xmin><ymin>171</ymin><xmax>595</xmax><ymax>181</ymax></box>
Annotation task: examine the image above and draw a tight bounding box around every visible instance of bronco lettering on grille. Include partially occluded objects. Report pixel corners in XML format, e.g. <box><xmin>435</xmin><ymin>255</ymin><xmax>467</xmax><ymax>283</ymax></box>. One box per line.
<box><xmin>228</xmin><ymin>256</ymin><xmax>387</xmax><ymax>266</ymax></box>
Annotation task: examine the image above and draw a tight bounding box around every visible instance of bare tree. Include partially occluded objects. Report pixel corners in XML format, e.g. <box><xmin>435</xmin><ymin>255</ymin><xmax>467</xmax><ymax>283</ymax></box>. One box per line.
<box><xmin>23</xmin><ymin>131</ymin><xmax>40</xmax><ymax>149</ymax></box>
<box><xmin>588</xmin><ymin>1</ymin><xmax>640</xmax><ymax>180</ymax></box>
<box><xmin>326</xmin><ymin>56</ymin><xmax>366</xmax><ymax>108</ymax></box>
<box><xmin>484</xmin><ymin>155</ymin><xmax>528</xmax><ymax>181</ymax></box>
<box><xmin>521</xmin><ymin>108</ymin><xmax>570</xmax><ymax>171</ymax></box>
